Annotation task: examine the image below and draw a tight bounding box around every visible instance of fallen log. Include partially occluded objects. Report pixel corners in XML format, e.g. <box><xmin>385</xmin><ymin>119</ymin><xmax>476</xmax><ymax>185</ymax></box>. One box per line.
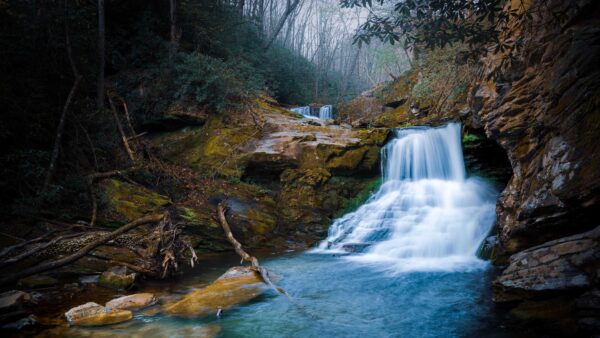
<box><xmin>0</xmin><ymin>214</ymin><xmax>165</xmax><ymax>287</ymax></box>
<box><xmin>217</xmin><ymin>201</ymin><xmax>289</xmax><ymax>298</ymax></box>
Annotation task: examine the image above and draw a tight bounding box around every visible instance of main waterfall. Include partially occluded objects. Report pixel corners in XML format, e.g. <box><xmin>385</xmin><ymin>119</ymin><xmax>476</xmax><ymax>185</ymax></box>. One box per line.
<box><xmin>317</xmin><ymin>123</ymin><xmax>497</xmax><ymax>273</ymax></box>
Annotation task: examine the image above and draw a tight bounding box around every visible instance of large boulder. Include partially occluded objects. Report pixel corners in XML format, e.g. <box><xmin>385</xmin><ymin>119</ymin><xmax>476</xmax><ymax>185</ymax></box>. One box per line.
<box><xmin>64</xmin><ymin>302</ymin><xmax>133</xmax><ymax>326</ymax></box>
<box><xmin>163</xmin><ymin>266</ymin><xmax>267</xmax><ymax>317</ymax></box>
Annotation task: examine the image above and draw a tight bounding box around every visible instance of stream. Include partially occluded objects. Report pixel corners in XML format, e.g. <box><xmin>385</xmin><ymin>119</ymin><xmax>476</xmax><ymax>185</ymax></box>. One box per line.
<box><xmin>48</xmin><ymin>123</ymin><xmax>519</xmax><ymax>337</ymax></box>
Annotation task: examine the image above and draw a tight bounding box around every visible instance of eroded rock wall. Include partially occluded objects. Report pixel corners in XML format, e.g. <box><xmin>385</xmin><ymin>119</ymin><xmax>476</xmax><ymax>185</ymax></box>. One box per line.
<box><xmin>469</xmin><ymin>0</ymin><xmax>600</xmax><ymax>333</ymax></box>
<box><xmin>470</xmin><ymin>0</ymin><xmax>600</xmax><ymax>253</ymax></box>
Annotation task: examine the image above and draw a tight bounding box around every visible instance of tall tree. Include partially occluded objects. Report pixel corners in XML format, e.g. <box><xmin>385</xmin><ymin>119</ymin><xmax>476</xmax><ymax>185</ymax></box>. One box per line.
<box><xmin>97</xmin><ymin>0</ymin><xmax>105</xmax><ymax>110</ymax></box>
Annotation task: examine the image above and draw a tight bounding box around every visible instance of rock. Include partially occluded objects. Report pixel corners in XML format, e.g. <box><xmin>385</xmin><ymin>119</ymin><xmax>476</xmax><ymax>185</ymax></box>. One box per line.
<box><xmin>469</xmin><ymin>0</ymin><xmax>600</xmax><ymax>253</ymax></box>
<box><xmin>65</xmin><ymin>302</ymin><xmax>133</xmax><ymax>326</ymax></box>
<box><xmin>98</xmin><ymin>266</ymin><xmax>136</xmax><ymax>290</ymax></box>
<box><xmin>493</xmin><ymin>226</ymin><xmax>600</xmax><ymax>303</ymax></box>
<box><xmin>17</xmin><ymin>275</ymin><xmax>58</xmax><ymax>289</ymax></box>
<box><xmin>163</xmin><ymin>266</ymin><xmax>267</xmax><ymax>317</ymax></box>
<box><xmin>105</xmin><ymin>293</ymin><xmax>156</xmax><ymax>311</ymax></box>
<box><xmin>0</xmin><ymin>290</ymin><xmax>31</xmax><ymax>313</ymax></box>
<box><xmin>79</xmin><ymin>275</ymin><xmax>100</xmax><ymax>284</ymax></box>
<box><xmin>2</xmin><ymin>314</ymin><xmax>38</xmax><ymax>330</ymax></box>
<box><xmin>97</xmin><ymin>178</ymin><xmax>171</xmax><ymax>226</ymax></box>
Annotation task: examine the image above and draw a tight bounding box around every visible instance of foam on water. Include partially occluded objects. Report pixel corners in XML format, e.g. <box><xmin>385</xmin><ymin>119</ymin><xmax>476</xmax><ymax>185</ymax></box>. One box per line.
<box><xmin>316</xmin><ymin>123</ymin><xmax>497</xmax><ymax>273</ymax></box>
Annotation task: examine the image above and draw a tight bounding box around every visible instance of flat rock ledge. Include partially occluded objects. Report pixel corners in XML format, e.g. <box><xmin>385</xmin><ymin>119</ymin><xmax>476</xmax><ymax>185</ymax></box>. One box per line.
<box><xmin>493</xmin><ymin>225</ymin><xmax>600</xmax><ymax>303</ymax></box>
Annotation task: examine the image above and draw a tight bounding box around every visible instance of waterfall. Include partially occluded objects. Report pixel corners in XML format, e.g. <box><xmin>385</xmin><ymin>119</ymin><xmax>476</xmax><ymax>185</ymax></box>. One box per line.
<box><xmin>319</xmin><ymin>105</ymin><xmax>333</xmax><ymax>120</ymax></box>
<box><xmin>290</xmin><ymin>105</ymin><xmax>333</xmax><ymax>120</ymax></box>
<box><xmin>316</xmin><ymin>123</ymin><xmax>497</xmax><ymax>273</ymax></box>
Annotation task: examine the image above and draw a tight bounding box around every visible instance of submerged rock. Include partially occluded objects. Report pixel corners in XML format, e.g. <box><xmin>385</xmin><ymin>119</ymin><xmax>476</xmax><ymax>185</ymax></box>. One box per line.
<box><xmin>65</xmin><ymin>302</ymin><xmax>133</xmax><ymax>326</ymax></box>
<box><xmin>163</xmin><ymin>266</ymin><xmax>267</xmax><ymax>317</ymax></box>
<box><xmin>105</xmin><ymin>293</ymin><xmax>156</xmax><ymax>311</ymax></box>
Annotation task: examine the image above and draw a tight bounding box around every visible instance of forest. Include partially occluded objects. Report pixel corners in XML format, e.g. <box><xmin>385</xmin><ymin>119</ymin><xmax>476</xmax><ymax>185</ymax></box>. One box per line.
<box><xmin>0</xmin><ymin>0</ymin><xmax>599</xmax><ymax>337</ymax></box>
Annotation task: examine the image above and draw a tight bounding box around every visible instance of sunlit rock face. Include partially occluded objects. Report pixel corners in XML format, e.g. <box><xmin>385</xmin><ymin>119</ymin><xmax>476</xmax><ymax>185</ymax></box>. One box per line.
<box><xmin>470</xmin><ymin>0</ymin><xmax>600</xmax><ymax>253</ymax></box>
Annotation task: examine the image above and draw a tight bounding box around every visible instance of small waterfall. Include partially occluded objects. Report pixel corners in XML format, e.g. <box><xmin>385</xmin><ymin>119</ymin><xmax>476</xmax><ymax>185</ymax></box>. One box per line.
<box><xmin>319</xmin><ymin>105</ymin><xmax>333</xmax><ymax>120</ymax></box>
<box><xmin>317</xmin><ymin>123</ymin><xmax>497</xmax><ymax>273</ymax></box>
<box><xmin>290</xmin><ymin>105</ymin><xmax>333</xmax><ymax>120</ymax></box>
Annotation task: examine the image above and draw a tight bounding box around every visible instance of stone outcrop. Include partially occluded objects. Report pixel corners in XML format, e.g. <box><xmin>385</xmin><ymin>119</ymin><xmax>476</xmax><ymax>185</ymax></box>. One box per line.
<box><xmin>467</xmin><ymin>0</ymin><xmax>600</xmax><ymax>333</ymax></box>
<box><xmin>470</xmin><ymin>0</ymin><xmax>600</xmax><ymax>253</ymax></box>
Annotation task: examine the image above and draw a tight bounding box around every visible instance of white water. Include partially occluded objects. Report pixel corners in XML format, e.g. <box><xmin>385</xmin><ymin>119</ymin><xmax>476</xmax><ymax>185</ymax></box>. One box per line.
<box><xmin>316</xmin><ymin>123</ymin><xmax>497</xmax><ymax>273</ymax></box>
<box><xmin>290</xmin><ymin>105</ymin><xmax>333</xmax><ymax>120</ymax></box>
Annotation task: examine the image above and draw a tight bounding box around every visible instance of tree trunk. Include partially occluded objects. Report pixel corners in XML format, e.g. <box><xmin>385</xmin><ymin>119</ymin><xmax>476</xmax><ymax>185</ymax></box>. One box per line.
<box><xmin>97</xmin><ymin>0</ymin><xmax>105</xmax><ymax>110</ymax></box>
<box><xmin>169</xmin><ymin>0</ymin><xmax>177</xmax><ymax>64</ymax></box>
<box><xmin>40</xmin><ymin>22</ymin><xmax>82</xmax><ymax>194</ymax></box>
<box><xmin>264</xmin><ymin>0</ymin><xmax>301</xmax><ymax>51</ymax></box>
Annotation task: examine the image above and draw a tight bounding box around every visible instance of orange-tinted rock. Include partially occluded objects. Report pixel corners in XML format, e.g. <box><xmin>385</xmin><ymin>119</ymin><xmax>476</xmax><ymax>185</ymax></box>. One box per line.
<box><xmin>65</xmin><ymin>302</ymin><xmax>133</xmax><ymax>326</ymax></box>
<box><xmin>162</xmin><ymin>266</ymin><xmax>267</xmax><ymax>318</ymax></box>
<box><xmin>105</xmin><ymin>293</ymin><xmax>156</xmax><ymax>311</ymax></box>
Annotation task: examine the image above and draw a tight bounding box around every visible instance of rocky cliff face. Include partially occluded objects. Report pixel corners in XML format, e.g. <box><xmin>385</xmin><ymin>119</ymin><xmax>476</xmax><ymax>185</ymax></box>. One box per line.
<box><xmin>469</xmin><ymin>0</ymin><xmax>600</xmax><ymax>333</ymax></box>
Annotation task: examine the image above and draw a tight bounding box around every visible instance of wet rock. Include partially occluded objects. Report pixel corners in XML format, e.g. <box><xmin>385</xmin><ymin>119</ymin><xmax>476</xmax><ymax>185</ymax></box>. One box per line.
<box><xmin>17</xmin><ymin>275</ymin><xmax>58</xmax><ymax>289</ymax></box>
<box><xmin>105</xmin><ymin>293</ymin><xmax>156</xmax><ymax>311</ymax></box>
<box><xmin>65</xmin><ymin>302</ymin><xmax>133</xmax><ymax>326</ymax></box>
<box><xmin>2</xmin><ymin>314</ymin><xmax>38</xmax><ymax>330</ymax></box>
<box><xmin>341</xmin><ymin>243</ymin><xmax>371</xmax><ymax>253</ymax></box>
<box><xmin>79</xmin><ymin>275</ymin><xmax>100</xmax><ymax>284</ymax></box>
<box><xmin>163</xmin><ymin>266</ymin><xmax>267</xmax><ymax>317</ymax></box>
<box><xmin>493</xmin><ymin>226</ymin><xmax>600</xmax><ymax>303</ymax></box>
<box><xmin>0</xmin><ymin>290</ymin><xmax>31</xmax><ymax>313</ymax></box>
<box><xmin>98</xmin><ymin>266</ymin><xmax>136</xmax><ymax>290</ymax></box>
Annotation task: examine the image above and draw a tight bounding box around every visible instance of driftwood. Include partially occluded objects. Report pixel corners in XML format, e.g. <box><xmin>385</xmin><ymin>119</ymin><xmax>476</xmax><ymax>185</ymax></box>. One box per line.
<box><xmin>217</xmin><ymin>201</ymin><xmax>289</xmax><ymax>298</ymax></box>
<box><xmin>0</xmin><ymin>214</ymin><xmax>165</xmax><ymax>287</ymax></box>
<box><xmin>0</xmin><ymin>233</ymin><xmax>82</xmax><ymax>269</ymax></box>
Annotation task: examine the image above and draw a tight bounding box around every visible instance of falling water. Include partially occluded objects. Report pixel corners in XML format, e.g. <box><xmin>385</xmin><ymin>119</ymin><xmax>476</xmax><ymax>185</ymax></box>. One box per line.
<box><xmin>317</xmin><ymin>123</ymin><xmax>497</xmax><ymax>273</ymax></box>
<box><xmin>319</xmin><ymin>105</ymin><xmax>333</xmax><ymax>120</ymax></box>
<box><xmin>290</xmin><ymin>105</ymin><xmax>333</xmax><ymax>120</ymax></box>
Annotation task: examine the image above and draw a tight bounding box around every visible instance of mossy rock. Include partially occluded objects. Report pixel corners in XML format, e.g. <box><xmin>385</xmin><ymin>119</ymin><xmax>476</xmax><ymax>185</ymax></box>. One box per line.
<box><xmin>17</xmin><ymin>275</ymin><xmax>58</xmax><ymax>289</ymax></box>
<box><xmin>97</xmin><ymin>179</ymin><xmax>171</xmax><ymax>227</ymax></box>
<box><xmin>98</xmin><ymin>268</ymin><xmax>136</xmax><ymax>290</ymax></box>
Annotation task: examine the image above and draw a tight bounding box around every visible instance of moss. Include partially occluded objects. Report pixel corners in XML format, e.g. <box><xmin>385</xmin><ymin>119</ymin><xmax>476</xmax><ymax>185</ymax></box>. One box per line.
<box><xmin>462</xmin><ymin>134</ymin><xmax>481</xmax><ymax>143</ymax></box>
<box><xmin>335</xmin><ymin>177</ymin><xmax>381</xmax><ymax>217</ymax></box>
<box><xmin>98</xmin><ymin>179</ymin><xmax>171</xmax><ymax>226</ymax></box>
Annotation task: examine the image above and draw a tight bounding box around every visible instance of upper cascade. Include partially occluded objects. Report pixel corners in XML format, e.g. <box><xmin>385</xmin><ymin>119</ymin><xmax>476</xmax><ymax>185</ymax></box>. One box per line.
<box><xmin>291</xmin><ymin>105</ymin><xmax>333</xmax><ymax>120</ymax></box>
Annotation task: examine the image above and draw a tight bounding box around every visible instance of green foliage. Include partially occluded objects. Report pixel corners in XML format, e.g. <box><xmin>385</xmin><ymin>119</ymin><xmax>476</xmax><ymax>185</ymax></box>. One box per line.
<box><xmin>174</xmin><ymin>53</ymin><xmax>263</xmax><ymax>111</ymax></box>
<box><xmin>462</xmin><ymin>134</ymin><xmax>481</xmax><ymax>143</ymax></box>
